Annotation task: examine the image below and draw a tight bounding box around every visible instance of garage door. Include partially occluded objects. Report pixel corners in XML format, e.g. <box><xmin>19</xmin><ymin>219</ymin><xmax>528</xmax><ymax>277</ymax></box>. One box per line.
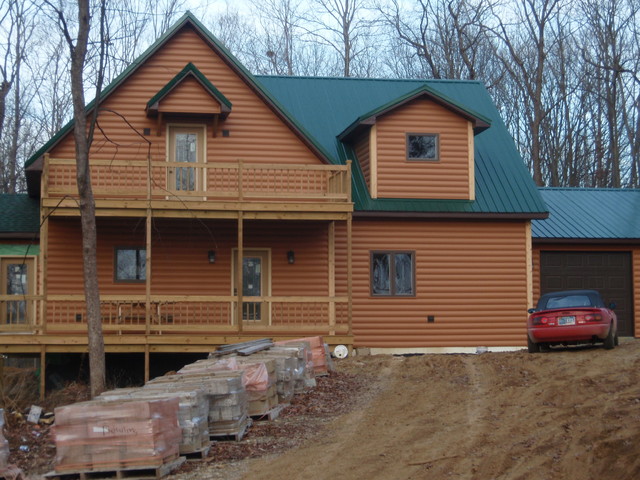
<box><xmin>540</xmin><ymin>251</ymin><xmax>634</xmax><ymax>336</ymax></box>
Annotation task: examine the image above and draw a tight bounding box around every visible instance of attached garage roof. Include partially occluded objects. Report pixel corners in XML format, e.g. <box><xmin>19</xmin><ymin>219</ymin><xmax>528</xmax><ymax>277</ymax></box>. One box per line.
<box><xmin>0</xmin><ymin>194</ymin><xmax>40</xmax><ymax>236</ymax></box>
<box><xmin>533</xmin><ymin>188</ymin><xmax>640</xmax><ymax>241</ymax></box>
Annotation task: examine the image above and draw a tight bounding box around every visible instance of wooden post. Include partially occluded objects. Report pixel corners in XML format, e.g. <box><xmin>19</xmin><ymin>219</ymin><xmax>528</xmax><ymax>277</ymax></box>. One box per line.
<box><xmin>328</xmin><ymin>221</ymin><xmax>336</xmax><ymax>336</ymax></box>
<box><xmin>347</xmin><ymin>214</ymin><xmax>353</xmax><ymax>336</ymax></box>
<box><xmin>236</xmin><ymin>212</ymin><xmax>244</xmax><ymax>333</ymax></box>
<box><xmin>40</xmin><ymin>347</ymin><xmax>46</xmax><ymax>401</ymax></box>
<box><xmin>144</xmin><ymin>345</ymin><xmax>150</xmax><ymax>383</ymax></box>
<box><xmin>145</xmin><ymin>153</ymin><xmax>152</xmax><ymax>336</ymax></box>
<box><xmin>41</xmin><ymin>155</ymin><xmax>50</xmax><ymax>333</ymax></box>
<box><xmin>346</xmin><ymin>160</ymin><xmax>352</xmax><ymax>202</ymax></box>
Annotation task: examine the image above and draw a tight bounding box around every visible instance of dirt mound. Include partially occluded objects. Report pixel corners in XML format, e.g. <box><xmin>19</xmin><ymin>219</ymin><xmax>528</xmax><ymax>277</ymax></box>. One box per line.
<box><xmin>233</xmin><ymin>340</ymin><xmax>640</xmax><ymax>480</ymax></box>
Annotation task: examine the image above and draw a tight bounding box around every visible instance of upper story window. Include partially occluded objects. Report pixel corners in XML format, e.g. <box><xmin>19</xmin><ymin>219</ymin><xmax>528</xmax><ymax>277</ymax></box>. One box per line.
<box><xmin>371</xmin><ymin>251</ymin><xmax>415</xmax><ymax>297</ymax></box>
<box><xmin>168</xmin><ymin>125</ymin><xmax>205</xmax><ymax>192</ymax></box>
<box><xmin>115</xmin><ymin>247</ymin><xmax>146</xmax><ymax>283</ymax></box>
<box><xmin>407</xmin><ymin>133</ymin><xmax>439</xmax><ymax>161</ymax></box>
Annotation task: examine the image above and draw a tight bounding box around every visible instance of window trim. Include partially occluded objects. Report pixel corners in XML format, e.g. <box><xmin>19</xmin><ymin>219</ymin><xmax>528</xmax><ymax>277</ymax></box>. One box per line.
<box><xmin>114</xmin><ymin>247</ymin><xmax>147</xmax><ymax>283</ymax></box>
<box><xmin>406</xmin><ymin>133</ymin><xmax>440</xmax><ymax>162</ymax></box>
<box><xmin>370</xmin><ymin>250</ymin><xmax>416</xmax><ymax>297</ymax></box>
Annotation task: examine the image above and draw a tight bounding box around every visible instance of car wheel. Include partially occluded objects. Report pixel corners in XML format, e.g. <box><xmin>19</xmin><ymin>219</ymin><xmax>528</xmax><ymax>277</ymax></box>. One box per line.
<box><xmin>527</xmin><ymin>336</ymin><xmax>540</xmax><ymax>353</ymax></box>
<box><xmin>603</xmin><ymin>324</ymin><xmax>616</xmax><ymax>350</ymax></box>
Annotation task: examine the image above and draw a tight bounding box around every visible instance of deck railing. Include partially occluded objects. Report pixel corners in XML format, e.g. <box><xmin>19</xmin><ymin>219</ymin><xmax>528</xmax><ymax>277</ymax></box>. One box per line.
<box><xmin>46</xmin><ymin>158</ymin><xmax>351</xmax><ymax>203</ymax></box>
<box><xmin>43</xmin><ymin>295</ymin><xmax>349</xmax><ymax>335</ymax></box>
<box><xmin>0</xmin><ymin>295</ymin><xmax>42</xmax><ymax>332</ymax></box>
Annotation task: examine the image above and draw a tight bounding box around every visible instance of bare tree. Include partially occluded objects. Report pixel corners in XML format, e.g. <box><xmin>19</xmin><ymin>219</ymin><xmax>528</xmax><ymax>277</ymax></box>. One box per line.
<box><xmin>45</xmin><ymin>0</ymin><xmax>108</xmax><ymax>397</ymax></box>
<box><xmin>0</xmin><ymin>0</ymin><xmax>36</xmax><ymax>193</ymax></box>
<box><xmin>303</xmin><ymin>0</ymin><xmax>376</xmax><ymax>77</ymax></box>
<box><xmin>489</xmin><ymin>0</ymin><xmax>564</xmax><ymax>186</ymax></box>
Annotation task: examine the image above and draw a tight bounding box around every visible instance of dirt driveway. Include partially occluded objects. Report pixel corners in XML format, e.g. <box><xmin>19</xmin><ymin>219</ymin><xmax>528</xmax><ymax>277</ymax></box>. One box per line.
<box><xmin>177</xmin><ymin>339</ymin><xmax>640</xmax><ymax>480</ymax></box>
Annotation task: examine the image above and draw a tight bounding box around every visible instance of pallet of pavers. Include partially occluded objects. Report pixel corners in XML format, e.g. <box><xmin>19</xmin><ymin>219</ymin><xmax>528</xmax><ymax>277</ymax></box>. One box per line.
<box><xmin>244</xmin><ymin>352</ymin><xmax>295</xmax><ymax>404</ymax></box>
<box><xmin>234</xmin><ymin>357</ymin><xmax>281</xmax><ymax>419</ymax></box>
<box><xmin>181</xmin><ymin>357</ymin><xmax>279</xmax><ymax>419</ymax></box>
<box><xmin>276</xmin><ymin>336</ymin><xmax>333</xmax><ymax>376</ymax></box>
<box><xmin>269</xmin><ymin>343</ymin><xmax>316</xmax><ymax>392</ymax></box>
<box><xmin>148</xmin><ymin>371</ymin><xmax>250</xmax><ymax>442</ymax></box>
<box><xmin>49</xmin><ymin>397</ymin><xmax>184</xmax><ymax>478</ymax></box>
<box><xmin>98</xmin><ymin>385</ymin><xmax>210</xmax><ymax>458</ymax></box>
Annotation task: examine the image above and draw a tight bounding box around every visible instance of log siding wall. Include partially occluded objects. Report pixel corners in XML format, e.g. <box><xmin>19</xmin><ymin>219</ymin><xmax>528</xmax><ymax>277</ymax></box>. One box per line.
<box><xmin>337</xmin><ymin>219</ymin><xmax>530</xmax><ymax>347</ymax></box>
<box><xmin>46</xmin><ymin>217</ymin><xmax>330</xmax><ymax>297</ymax></box>
<box><xmin>48</xmin><ymin>25</ymin><xmax>322</xmax><ymax>191</ymax></box>
<box><xmin>375</xmin><ymin>98</ymin><xmax>472</xmax><ymax>200</ymax></box>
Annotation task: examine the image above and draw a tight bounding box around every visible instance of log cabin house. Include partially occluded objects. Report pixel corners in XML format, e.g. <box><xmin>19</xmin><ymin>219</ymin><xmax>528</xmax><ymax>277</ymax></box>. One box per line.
<box><xmin>1</xmin><ymin>13</ymin><xmax>553</xmax><ymax>387</ymax></box>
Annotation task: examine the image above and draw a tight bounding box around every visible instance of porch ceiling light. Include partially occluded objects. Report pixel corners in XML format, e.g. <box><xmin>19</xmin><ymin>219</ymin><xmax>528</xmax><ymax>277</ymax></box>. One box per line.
<box><xmin>208</xmin><ymin>250</ymin><xmax>216</xmax><ymax>264</ymax></box>
<box><xmin>287</xmin><ymin>250</ymin><xmax>295</xmax><ymax>264</ymax></box>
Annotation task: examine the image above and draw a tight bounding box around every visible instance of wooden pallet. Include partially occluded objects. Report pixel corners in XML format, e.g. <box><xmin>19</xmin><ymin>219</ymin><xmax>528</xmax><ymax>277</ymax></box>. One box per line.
<box><xmin>251</xmin><ymin>403</ymin><xmax>286</xmax><ymax>422</ymax></box>
<box><xmin>44</xmin><ymin>456</ymin><xmax>185</xmax><ymax>480</ymax></box>
<box><xmin>182</xmin><ymin>445</ymin><xmax>211</xmax><ymax>462</ymax></box>
<box><xmin>209</xmin><ymin>418</ymin><xmax>252</xmax><ymax>442</ymax></box>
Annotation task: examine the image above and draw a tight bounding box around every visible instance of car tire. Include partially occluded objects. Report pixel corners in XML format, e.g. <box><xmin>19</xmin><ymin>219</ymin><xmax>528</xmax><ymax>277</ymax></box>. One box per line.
<box><xmin>527</xmin><ymin>336</ymin><xmax>540</xmax><ymax>353</ymax></box>
<box><xmin>603</xmin><ymin>324</ymin><xmax>616</xmax><ymax>350</ymax></box>
<box><xmin>614</xmin><ymin>333</ymin><xmax>619</xmax><ymax>346</ymax></box>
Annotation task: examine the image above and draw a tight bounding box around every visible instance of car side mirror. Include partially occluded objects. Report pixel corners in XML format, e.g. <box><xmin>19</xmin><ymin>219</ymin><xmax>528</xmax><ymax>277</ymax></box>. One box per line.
<box><xmin>609</xmin><ymin>302</ymin><xmax>616</xmax><ymax>310</ymax></box>
<box><xmin>527</xmin><ymin>308</ymin><xmax>536</xmax><ymax>314</ymax></box>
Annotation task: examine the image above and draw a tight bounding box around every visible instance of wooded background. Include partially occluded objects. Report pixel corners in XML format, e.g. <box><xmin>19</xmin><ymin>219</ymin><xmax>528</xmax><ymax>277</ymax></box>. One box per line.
<box><xmin>1</xmin><ymin>0</ymin><xmax>638</xmax><ymax>192</ymax></box>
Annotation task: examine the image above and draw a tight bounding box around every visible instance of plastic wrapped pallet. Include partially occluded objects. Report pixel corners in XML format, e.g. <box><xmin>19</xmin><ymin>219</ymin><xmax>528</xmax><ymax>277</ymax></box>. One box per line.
<box><xmin>276</xmin><ymin>336</ymin><xmax>330</xmax><ymax>375</ymax></box>
<box><xmin>244</xmin><ymin>353</ymin><xmax>295</xmax><ymax>404</ymax></box>
<box><xmin>53</xmin><ymin>397</ymin><xmax>181</xmax><ymax>473</ymax></box>
<box><xmin>147</xmin><ymin>371</ymin><xmax>249</xmax><ymax>439</ymax></box>
<box><xmin>99</xmin><ymin>386</ymin><xmax>210</xmax><ymax>454</ymax></box>
<box><xmin>0</xmin><ymin>409</ymin><xmax>9</xmax><ymax>468</ymax></box>
<box><xmin>181</xmin><ymin>357</ymin><xmax>276</xmax><ymax>417</ymax></box>
<box><xmin>234</xmin><ymin>358</ymin><xmax>279</xmax><ymax>415</ymax></box>
<box><xmin>268</xmin><ymin>344</ymin><xmax>314</xmax><ymax>392</ymax></box>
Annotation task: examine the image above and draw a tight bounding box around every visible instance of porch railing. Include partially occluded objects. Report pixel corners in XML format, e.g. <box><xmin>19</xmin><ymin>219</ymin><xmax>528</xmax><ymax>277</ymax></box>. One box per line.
<box><xmin>0</xmin><ymin>295</ymin><xmax>42</xmax><ymax>332</ymax></box>
<box><xmin>44</xmin><ymin>295</ymin><xmax>349</xmax><ymax>335</ymax></box>
<box><xmin>46</xmin><ymin>158</ymin><xmax>351</xmax><ymax>203</ymax></box>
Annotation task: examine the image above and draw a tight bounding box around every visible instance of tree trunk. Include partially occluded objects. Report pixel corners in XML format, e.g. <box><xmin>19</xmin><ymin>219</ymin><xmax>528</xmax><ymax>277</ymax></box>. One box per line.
<box><xmin>69</xmin><ymin>0</ymin><xmax>105</xmax><ymax>397</ymax></box>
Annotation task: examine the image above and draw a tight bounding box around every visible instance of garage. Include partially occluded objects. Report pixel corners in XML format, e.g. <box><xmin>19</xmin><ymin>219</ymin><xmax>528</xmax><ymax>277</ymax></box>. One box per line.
<box><xmin>540</xmin><ymin>251</ymin><xmax>634</xmax><ymax>336</ymax></box>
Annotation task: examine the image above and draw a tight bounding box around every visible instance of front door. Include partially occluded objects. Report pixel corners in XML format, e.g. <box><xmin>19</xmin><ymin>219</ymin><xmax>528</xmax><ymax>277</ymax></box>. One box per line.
<box><xmin>232</xmin><ymin>250</ymin><xmax>270</xmax><ymax>324</ymax></box>
<box><xmin>167</xmin><ymin>125</ymin><xmax>205</xmax><ymax>195</ymax></box>
<box><xmin>1</xmin><ymin>258</ymin><xmax>35</xmax><ymax>325</ymax></box>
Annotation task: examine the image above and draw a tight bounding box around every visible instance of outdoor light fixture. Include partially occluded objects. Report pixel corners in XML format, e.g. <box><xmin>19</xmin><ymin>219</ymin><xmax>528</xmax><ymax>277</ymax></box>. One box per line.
<box><xmin>287</xmin><ymin>250</ymin><xmax>295</xmax><ymax>264</ymax></box>
<box><xmin>208</xmin><ymin>250</ymin><xmax>216</xmax><ymax>264</ymax></box>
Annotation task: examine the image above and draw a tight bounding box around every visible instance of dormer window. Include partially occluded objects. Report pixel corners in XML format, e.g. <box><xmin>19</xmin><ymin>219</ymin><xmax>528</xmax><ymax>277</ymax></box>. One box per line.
<box><xmin>407</xmin><ymin>133</ymin><xmax>439</xmax><ymax>161</ymax></box>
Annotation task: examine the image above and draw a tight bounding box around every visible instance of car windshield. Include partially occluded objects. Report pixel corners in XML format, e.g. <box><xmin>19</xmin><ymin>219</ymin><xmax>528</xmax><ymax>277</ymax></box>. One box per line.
<box><xmin>545</xmin><ymin>294</ymin><xmax>593</xmax><ymax>309</ymax></box>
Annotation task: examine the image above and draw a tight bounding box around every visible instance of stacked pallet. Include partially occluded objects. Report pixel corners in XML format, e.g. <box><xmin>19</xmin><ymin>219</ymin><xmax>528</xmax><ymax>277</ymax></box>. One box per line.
<box><xmin>269</xmin><ymin>344</ymin><xmax>315</xmax><ymax>392</ymax></box>
<box><xmin>181</xmin><ymin>357</ymin><xmax>278</xmax><ymax>417</ymax></box>
<box><xmin>98</xmin><ymin>386</ymin><xmax>210</xmax><ymax>455</ymax></box>
<box><xmin>243</xmin><ymin>352</ymin><xmax>295</xmax><ymax>404</ymax></box>
<box><xmin>147</xmin><ymin>371</ymin><xmax>250</xmax><ymax>440</ymax></box>
<box><xmin>276</xmin><ymin>336</ymin><xmax>332</xmax><ymax>375</ymax></box>
<box><xmin>53</xmin><ymin>398</ymin><xmax>182</xmax><ymax>473</ymax></box>
<box><xmin>0</xmin><ymin>409</ymin><xmax>8</xmax><ymax>467</ymax></box>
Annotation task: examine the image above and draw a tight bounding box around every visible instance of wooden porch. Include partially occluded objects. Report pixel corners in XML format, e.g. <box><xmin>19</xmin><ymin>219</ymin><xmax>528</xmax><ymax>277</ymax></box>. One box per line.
<box><xmin>0</xmin><ymin>156</ymin><xmax>354</xmax><ymax>390</ymax></box>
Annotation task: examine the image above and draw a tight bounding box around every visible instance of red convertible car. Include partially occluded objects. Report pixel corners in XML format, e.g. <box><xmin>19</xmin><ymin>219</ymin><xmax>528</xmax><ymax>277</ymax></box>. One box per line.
<box><xmin>527</xmin><ymin>289</ymin><xmax>618</xmax><ymax>353</ymax></box>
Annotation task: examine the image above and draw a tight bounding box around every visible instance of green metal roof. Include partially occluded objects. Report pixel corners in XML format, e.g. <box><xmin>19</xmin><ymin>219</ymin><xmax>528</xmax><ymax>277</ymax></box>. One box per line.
<box><xmin>533</xmin><ymin>188</ymin><xmax>640</xmax><ymax>240</ymax></box>
<box><xmin>0</xmin><ymin>194</ymin><xmax>40</xmax><ymax>235</ymax></box>
<box><xmin>146</xmin><ymin>62</ymin><xmax>232</xmax><ymax>115</ymax></box>
<box><xmin>258</xmin><ymin>76</ymin><xmax>547</xmax><ymax>216</ymax></box>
